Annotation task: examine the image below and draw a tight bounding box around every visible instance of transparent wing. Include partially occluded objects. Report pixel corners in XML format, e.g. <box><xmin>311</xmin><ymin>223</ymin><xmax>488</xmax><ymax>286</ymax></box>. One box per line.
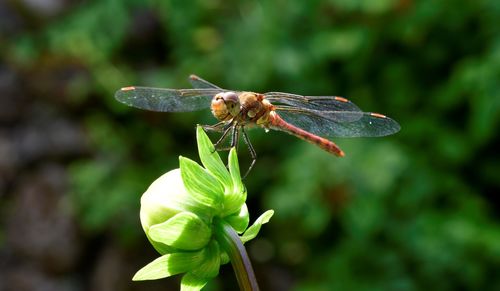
<box><xmin>114</xmin><ymin>87</ymin><xmax>226</xmax><ymax>112</ymax></box>
<box><xmin>189</xmin><ymin>75</ymin><xmax>223</xmax><ymax>89</ymax></box>
<box><xmin>265</xmin><ymin>92</ymin><xmax>361</xmax><ymax>113</ymax></box>
<box><xmin>275</xmin><ymin>106</ymin><xmax>401</xmax><ymax>137</ymax></box>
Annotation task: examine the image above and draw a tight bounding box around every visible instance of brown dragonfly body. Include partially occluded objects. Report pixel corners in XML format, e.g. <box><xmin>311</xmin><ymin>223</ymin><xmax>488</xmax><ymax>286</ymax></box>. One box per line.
<box><xmin>210</xmin><ymin>91</ymin><xmax>345</xmax><ymax>157</ymax></box>
<box><xmin>115</xmin><ymin>75</ymin><xmax>400</xmax><ymax>175</ymax></box>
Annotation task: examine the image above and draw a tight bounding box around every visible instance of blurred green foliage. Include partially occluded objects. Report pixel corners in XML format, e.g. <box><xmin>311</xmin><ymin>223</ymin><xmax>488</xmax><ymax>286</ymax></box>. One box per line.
<box><xmin>6</xmin><ymin>0</ymin><xmax>500</xmax><ymax>289</ymax></box>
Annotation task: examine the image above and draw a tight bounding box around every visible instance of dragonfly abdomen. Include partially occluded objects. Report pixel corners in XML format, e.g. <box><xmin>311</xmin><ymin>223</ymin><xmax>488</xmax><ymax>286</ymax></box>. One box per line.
<box><xmin>268</xmin><ymin>112</ymin><xmax>345</xmax><ymax>157</ymax></box>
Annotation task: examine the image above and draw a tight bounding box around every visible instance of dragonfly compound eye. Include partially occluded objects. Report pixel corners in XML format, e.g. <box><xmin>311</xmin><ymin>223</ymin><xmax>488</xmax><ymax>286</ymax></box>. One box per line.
<box><xmin>220</xmin><ymin>92</ymin><xmax>238</xmax><ymax>103</ymax></box>
<box><xmin>221</xmin><ymin>92</ymin><xmax>240</xmax><ymax>117</ymax></box>
<box><xmin>211</xmin><ymin>92</ymin><xmax>240</xmax><ymax>121</ymax></box>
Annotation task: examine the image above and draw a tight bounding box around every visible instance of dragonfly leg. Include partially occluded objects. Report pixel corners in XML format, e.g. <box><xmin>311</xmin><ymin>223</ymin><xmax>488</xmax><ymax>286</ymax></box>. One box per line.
<box><xmin>214</xmin><ymin>124</ymin><xmax>240</xmax><ymax>152</ymax></box>
<box><xmin>202</xmin><ymin>121</ymin><xmax>234</xmax><ymax>153</ymax></box>
<box><xmin>230</xmin><ymin>124</ymin><xmax>240</xmax><ymax>149</ymax></box>
<box><xmin>241</xmin><ymin>126</ymin><xmax>256</xmax><ymax>179</ymax></box>
<box><xmin>212</xmin><ymin>122</ymin><xmax>237</xmax><ymax>152</ymax></box>
<box><xmin>202</xmin><ymin>121</ymin><xmax>226</xmax><ymax>132</ymax></box>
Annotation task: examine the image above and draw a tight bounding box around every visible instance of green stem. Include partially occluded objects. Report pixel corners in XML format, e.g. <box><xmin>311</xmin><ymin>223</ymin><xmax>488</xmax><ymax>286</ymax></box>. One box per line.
<box><xmin>215</xmin><ymin>218</ymin><xmax>259</xmax><ymax>291</ymax></box>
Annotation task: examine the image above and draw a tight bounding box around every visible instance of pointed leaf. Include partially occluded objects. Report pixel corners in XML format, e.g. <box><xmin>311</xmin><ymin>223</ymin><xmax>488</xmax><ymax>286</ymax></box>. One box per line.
<box><xmin>180</xmin><ymin>157</ymin><xmax>223</xmax><ymax>212</ymax></box>
<box><xmin>191</xmin><ymin>240</ymin><xmax>221</xmax><ymax>278</ymax></box>
<box><xmin>222</xmin><ymin>148</ymin><xmax>247</xmax><ymax>216</ymax></box>
<box><xmin>241</xmin><ymin>210</ymin><xmax>274</xmax><ymax>243</ymax></box>
<box><xmin>222</xmin><ymin>186</ymin><xmax>247</xmax><ymax>217</ymax></box>
<box><xmin>220</xmin><ymin>250</ymin><xmax>230</xmax><ymax>265</ymax></box>
<box><xmin>133</xmin><ymin>255</ymin><xmax>172</xmax><ymax>281</ymax></box>
<box><xmin>196</xmin><ymin>125</ymin><xmax>233</xmax><ymax>188</ymax></box>
<box><xmin>228</xmin><ymin>148</ymin><xmax>244</xmax><ymax>194</ymax></box>
<box><xmin>132</xmin><ymin>250</ymin><xmax>204</xmax><ymax>281</ymax></box>
<box><xmin>181</xmin><ymin>273</ymin><xmax>209</xmax><ymax>291</ymax></box>
<box><xmin>225</xmin><ymin>203</ymin><xmax>249</xmax><ymax>233</ymax></box>
<box><xmin>180</xmin><ymin>241</ymin><xmax>221</xmax><ymax>290</ymax></box>
<box><xmin>149</xmin><ymin>212</ymin><xmax>212</xmax><ymax>251</ymax></box>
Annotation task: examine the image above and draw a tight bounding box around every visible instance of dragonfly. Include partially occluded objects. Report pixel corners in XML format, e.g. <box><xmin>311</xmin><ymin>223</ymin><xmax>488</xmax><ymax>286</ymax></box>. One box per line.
<box><xmin>115</xmin><ymin>75</ymin><xmax>400</xmax><ymax>176</ymax></box>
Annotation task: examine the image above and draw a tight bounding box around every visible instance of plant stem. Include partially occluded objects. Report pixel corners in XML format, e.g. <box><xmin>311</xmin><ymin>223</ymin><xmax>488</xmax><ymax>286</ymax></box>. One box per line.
<box><xmin>216</xmin><ymin>218</ymin><xmax>259</xmax><ymax>291</ymax></box>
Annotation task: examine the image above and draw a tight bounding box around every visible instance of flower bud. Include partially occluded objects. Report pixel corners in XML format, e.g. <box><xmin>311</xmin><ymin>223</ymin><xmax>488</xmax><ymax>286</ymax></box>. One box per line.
<box><xmin>133</xmin><ymin>126</ymin><xmax>273</xmax><ymax>290</ymax></box>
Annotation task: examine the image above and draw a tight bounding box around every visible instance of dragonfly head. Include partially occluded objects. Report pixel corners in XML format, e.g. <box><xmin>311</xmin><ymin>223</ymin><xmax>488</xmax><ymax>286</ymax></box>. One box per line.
<box><xmin>211</xmin><ymin>91</ymin><xmax>241</xmax><ymax>121</ymax></box>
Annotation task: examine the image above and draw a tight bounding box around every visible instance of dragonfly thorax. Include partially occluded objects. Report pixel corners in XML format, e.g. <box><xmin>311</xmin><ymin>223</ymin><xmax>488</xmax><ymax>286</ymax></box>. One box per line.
<box><xmin>238</xmin><ymin>92</ymin><xmax>270</xmax><ymax>121</ymax></box>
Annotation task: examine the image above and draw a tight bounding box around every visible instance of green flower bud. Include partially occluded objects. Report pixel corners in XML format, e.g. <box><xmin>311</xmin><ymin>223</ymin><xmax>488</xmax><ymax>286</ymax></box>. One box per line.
<box><xmin>133</xmin><ymin>126</ymin><xmax>274</xmax><ymax>290</ymax></box>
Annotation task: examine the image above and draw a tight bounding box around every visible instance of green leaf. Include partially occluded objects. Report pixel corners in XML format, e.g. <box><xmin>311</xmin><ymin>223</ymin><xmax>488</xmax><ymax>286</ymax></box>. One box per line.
<box><xmin>132</xmin><ymin>250</ymin><xmax>204</xmax><ymax>281</ymax></box>
<box><xmin>241</xmin><ymin>210</ymin><xmax>274</xmax><ymax>244</ymax></box>
<box><xmin>222</xmin><ymin>186</ymin><xmax>247</xmax><ymax>218</ymax></box>
<box><xmin>196</xmin><ymin>125</ymin><xmax>233</xmax><ymax>189</ymax></box>
<box><xmin>220</xmin><ymin>250</ymin><xmax>230</xmax><ymax>265</ymax></box>
<box><xmin>149</xmin><ymin>212</ymin><xmax>212</xmax><ymax>251</ymax></box>
<box><xmin>180</xmin><ymin>157</ymin><xmax>224</xmax><ymax>212</ymax></box>
<box><xmin>225</xmin><ymin>203</ymin><xmax>250</xmax><ymax>234</ymax></box>
<box><xmin>191</xmin><ymin>240</ymin><xmax>221</xmax><ymax>278</ymax></box>
<box><xmin>181</xmin><ymin>273</ymin><xmax>209</xmax><ymax>291</ymax></box>
<box><xmin>228</xmin><ymin>147</ymin><xmax>243</xmax><ymax>194</ymax></box>
<box><xmin>222</xmin><ymin>147</ymin><xmax>247</xmax><ymax>216</ymax></box>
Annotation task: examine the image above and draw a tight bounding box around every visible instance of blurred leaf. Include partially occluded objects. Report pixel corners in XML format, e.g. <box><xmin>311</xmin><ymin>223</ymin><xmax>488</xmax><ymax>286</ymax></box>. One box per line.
<box><xmin>6</xmin><ymin>0</ymin><xmax>500</xmax><ymax>289</ymax></box>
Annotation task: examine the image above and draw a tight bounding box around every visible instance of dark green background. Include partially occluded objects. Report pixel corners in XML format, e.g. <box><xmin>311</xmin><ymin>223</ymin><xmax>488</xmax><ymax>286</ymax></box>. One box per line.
<box><xmin>1</xmin><ymin>0</ymin><xmax>499</xmax><ymax>290</ymax></box>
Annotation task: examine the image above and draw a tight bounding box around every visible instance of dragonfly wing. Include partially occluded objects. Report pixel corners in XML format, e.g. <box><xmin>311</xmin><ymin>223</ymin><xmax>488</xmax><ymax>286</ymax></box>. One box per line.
<box><xmin>274</xmin><ymin>105</ymin><xmax>364</xmax><ymax>123</ymax></box>
<box><xmin>275</xmin><ymin>107</ymin><xmax>401</xmax><ymax>137</ymax></box>
<box><xmin>189</xmin><ymin>75</ymin><xmax>223</xmax><ymax>89</ymax></box>
<box><xmin>265</xmin><ymin>92</ymin><xmax>361</xmax><ymax>112</ymax></box>
<box><xmin>115</xmin><ymin>87</ymin><xmax>223</xmax><ymax>112</ymax></box>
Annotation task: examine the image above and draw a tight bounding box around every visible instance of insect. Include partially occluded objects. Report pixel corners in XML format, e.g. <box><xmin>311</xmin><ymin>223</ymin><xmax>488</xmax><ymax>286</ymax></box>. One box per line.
<box><xmin>115</xmin><ymin>75</ymin><xmax>400</xmax><ymax>176</ymax></box>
